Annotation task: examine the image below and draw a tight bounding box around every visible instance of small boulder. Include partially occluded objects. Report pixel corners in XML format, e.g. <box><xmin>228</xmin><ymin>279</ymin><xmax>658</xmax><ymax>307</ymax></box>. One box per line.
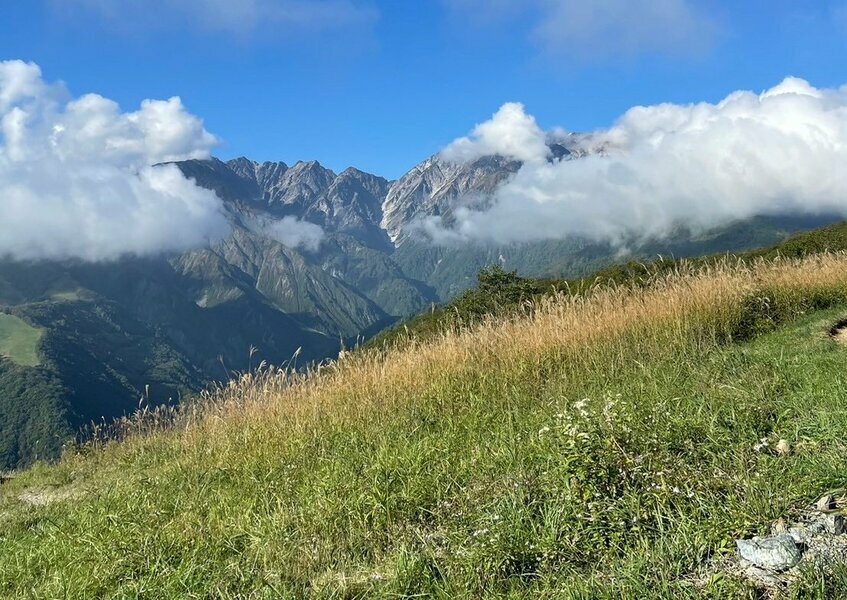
<box><xmin>821</xmin><ymin>513</ymin><xmax>847</xmax><ymax>535</ymax></box>
<box><xmin>737</xmin><ymin>535</ymin><xmax>802</xmax><ymax>571</ymax></box>
<box><xmin>817</xmin><ymin>495</ymin><xmax>837</xmax><ymax>511</ymax></box>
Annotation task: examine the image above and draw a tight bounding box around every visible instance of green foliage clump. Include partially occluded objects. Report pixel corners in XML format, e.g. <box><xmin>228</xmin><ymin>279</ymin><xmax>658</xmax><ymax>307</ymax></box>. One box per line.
<box><xmin>452</xmin><ymin>266</ymin><xmax>543</xmax><ymax>321</ymax></box>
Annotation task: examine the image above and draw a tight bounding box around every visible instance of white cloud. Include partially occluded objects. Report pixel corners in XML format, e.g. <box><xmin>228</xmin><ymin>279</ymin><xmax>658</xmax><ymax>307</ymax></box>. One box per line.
<box><xmin>60</xmin><ymin>0</ymin><xmax>378</xmax><ymax>36</ymax></box>
<box><xmin>261</xmin><ymin>216</ymin><xmax>325</xmax><ymax>252</ymax></box>
<box><xmin>445</xmin><ymin>0</ymin><xmax>718</xmax><ymax>62</ymax></box>
<box><xmin>422</xmin><ymin>77</ymin><xmax>847</xmax><ymax>246</ymax></box>
<box><xmin>440</xmin><ymin>102</ymin><xmax>550</xmax><ymax>163</ymax></box>
<box><xmin>0</xmin><ymin>60</ymin><xmax>229</xmax><ymax>261</ymax></box>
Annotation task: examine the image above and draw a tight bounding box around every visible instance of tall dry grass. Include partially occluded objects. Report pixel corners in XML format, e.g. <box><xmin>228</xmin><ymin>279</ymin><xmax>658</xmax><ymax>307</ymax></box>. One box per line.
<box><xmin>83</xmin><ymin>252</ymin><xmax>847</xmax><ymax>459</ymax></box>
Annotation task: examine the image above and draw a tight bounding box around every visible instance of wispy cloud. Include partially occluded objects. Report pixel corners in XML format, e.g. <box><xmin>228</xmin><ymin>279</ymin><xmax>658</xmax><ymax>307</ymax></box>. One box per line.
<box><xmin>445</xmin><ymin>0</ymin><xmax>719</xmax><ymax>63</ymax></box>
<box><xmin>834</xmin><ymin>2</ymin><xmax>847</xmax><ymax>32</ymax></box>
<box><xmin>422</xmin><ymin>78</ymin><xmax>847</xmax><ymax>246</ymax></box>
<box><xmin>56</xmin><ymin>0</ymin><xmax>378</xmax><ymax>37</ymax></box>
<box><xmin>259</xmin><ymin>215</ymin><xmax>325</xmax><ymax>252</ymax></box>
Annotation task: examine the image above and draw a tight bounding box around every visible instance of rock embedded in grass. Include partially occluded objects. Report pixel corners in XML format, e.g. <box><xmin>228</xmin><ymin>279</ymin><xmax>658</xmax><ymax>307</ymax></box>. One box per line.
<box><xmin>736</xmin><ymin>535</ymin><xmax>802</xmax><ymax>571</ymax></box>
<box><xmin>822</xmin><ymin>513</ymin><xmax>847</xmax><ymax>535</ymax></box>
<box><xmin>816</xmin><ymin>494</ymin><xmax>837</xmax><ymax>511</ymax></box>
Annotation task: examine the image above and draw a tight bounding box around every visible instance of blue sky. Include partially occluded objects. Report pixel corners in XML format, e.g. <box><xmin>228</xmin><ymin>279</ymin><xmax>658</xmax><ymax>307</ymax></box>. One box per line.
<box><xmin>2</xmin><ymin>0</ymin><xmax>847</xmax><ymax>178</ymax></box>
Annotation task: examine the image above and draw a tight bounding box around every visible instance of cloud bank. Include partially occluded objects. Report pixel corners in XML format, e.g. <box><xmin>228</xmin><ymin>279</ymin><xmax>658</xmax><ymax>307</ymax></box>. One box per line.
<box><xmin>62</xmin><ymin>0</ymin><xmax>378</xmax><ymax>36</ymax></box>
<box><xmin>0</xmin><ymin>60</ymin><xmax>229</xmax><ymax>261</ymax></box>
<box><xmin>446</xmin><ymin>0</ymin><xmax>718</xmax><ymax>62</ymax></box>
<box><xmin>425</xmin><ymin>77</ymin><xmax>847</xmax><ymax>246</ymax></box>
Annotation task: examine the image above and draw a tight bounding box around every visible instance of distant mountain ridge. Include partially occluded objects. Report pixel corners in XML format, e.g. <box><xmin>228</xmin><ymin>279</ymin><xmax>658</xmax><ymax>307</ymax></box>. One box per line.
<box><xmin>0</xmin><ymin>141</ymin><xmax>839</xmax><ymax>469</ymax></box>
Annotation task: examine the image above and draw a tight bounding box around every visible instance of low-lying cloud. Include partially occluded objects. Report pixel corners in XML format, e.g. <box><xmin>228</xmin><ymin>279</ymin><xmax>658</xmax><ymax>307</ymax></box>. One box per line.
<box><xmin>424</xmin><ymin>77</ymin><xmax>847</xmax><ymax>246</ymax></box>
<box><xmin>261</xmin><ymin>216</ymin><xmax>325</xmax><ymax>252</ymax></box>
<box><xmin>0</xmin><ymin>59</ymin><xmax>229</xmax><ymax>261</ymax></box>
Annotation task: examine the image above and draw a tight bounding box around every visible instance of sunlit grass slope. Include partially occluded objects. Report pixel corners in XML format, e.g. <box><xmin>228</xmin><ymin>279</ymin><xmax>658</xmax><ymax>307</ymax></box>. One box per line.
<box><xmin>0</xmin><ymin>313</ymin><xmax>42</xmax><ymax>367</ymax></box>
<box><xmin>4</xmin><ymin>255</ymin><xmax>847</xmax><ymax>597</ymax></box>
<box><xmin>370</xmin><ymin>221</ymin><xmax>847</xmax><ymax>349</ymax></box>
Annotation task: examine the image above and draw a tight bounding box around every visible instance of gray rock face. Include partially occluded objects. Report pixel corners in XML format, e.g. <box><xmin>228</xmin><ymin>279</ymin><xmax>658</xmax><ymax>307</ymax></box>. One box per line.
<box><xmin>736</xmin><ymin>535</ymin><xmax>802</xmax><ymax>571</ymax></box>
<box><xmin>379</xmin><ymin>154</ymin><xmax>521</xmax><ymax>244</ymax></box>
<box><xmin>304</xmin><ymin>168</ymin><xmax>391</xmax><ymax>246</ymax></box>
<box><xmin>220</xmin><ymin>159</ymin><xmax>391</xmax><ymax>247</ymax></box>
<box><xmin>715</xmin><ymin>504</ymin><xmax>847</xmax><ymax>591</ymax></box>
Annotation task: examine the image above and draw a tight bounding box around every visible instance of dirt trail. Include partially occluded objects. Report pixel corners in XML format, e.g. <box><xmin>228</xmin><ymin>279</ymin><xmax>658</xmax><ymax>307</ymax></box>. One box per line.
<box><xmin>830</xmin><ymin>320</ymin><xmax>847</xmax><ymax>344</ymax></box>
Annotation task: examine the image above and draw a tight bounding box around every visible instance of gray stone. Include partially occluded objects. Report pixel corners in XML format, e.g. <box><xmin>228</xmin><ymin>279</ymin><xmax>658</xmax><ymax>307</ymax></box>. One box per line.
<box><xmin>790</xmin><ymin>518</ymin><xmax>830</xmax><ymax>543</ymax></box>
<box><xmin>788</xmin><ymin>526</ymin><xmax>811</xmax><ymax>544</ymax></box>
<box><xmin>821</xmin><ymin>513</ymin><xmax>847</xmax><ymax>535</ymax></box>
<box><xmin>737</xmin><ymin>535</ymin><xmax>802</xmax><ymax>571</ymax></box>
<box><xmin>742</xmin><ymin>563</ymin><xmax>784</xmax><ymax>588</ymax></box>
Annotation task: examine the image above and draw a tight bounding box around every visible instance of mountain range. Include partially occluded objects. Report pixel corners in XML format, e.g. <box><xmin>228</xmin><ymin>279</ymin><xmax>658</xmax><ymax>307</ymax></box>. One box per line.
<box><xmin>0</xmin><ymin>142</ymin><xmax>838</xmax><ymax>469</ymax></box>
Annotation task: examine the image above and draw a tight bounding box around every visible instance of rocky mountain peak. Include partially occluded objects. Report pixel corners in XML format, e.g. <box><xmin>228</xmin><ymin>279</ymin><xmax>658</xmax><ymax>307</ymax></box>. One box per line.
<box><xmin>200</xmin><ymin>138</ymin><xmax>593</xmax><ymax>248</ymax></box>
<box><xmin>380</xmin><ymin>153</ymin><xmax>521</xmax><ymax>244</ymax></box>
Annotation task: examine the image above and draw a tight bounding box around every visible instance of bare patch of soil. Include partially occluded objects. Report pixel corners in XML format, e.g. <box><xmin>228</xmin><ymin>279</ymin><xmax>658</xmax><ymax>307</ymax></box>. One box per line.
<box><xmin>829</xmin><ymin>319</ymin><xmax>847</xmax><ymax>344</ymax></box>
<box><xmin>17</xmin><ymin>486</ymin><xmax>78</xmax><ymax>507</ymax></box>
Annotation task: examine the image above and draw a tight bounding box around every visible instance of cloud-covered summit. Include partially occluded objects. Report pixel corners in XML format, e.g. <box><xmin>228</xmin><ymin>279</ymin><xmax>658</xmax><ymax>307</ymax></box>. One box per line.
<box><xmin>440</xmin><ymin>103</ymin><xmax>551</xmax><ymax>164</ymax></box>
<box><xmin>0</xmin><ymin>60</ymin><xmax>228</xmax><ymax>261</ymax></box>
<box><xmin>424</xmin><ymin>77</ymin><xmax>847</xmax><ymax>246</ymax></box>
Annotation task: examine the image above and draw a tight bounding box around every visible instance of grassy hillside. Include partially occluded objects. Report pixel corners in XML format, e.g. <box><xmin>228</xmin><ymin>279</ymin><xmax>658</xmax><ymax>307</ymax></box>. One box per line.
<box><xmin>3</xmin><ymin>253</ymin><xmax>847</xmax><ymax>596</ymax></box>
<box><xmin>0</xmin><ymin>313</ymin><xmax>42</xmax><ymax>367</ymax></box>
